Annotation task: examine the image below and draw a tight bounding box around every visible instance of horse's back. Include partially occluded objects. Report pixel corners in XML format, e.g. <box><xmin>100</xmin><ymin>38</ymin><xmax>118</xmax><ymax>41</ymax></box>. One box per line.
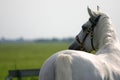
<box><xmin>39</xmin><ymin>50</ymin><xmax>104</xmax><ymax>80</ymax></box>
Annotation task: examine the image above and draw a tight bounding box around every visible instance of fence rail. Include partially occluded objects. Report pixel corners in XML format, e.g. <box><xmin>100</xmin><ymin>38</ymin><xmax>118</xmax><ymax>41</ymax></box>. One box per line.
<box><xmin>6</xmin><ymin>69</ymin><xmax>40</xmax><ymax>80</ymax></box>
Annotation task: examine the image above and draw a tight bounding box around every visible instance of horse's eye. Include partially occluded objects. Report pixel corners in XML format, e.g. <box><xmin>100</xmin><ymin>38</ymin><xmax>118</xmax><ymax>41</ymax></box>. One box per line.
<box><xmin>89</xmin><ymin>18</ymin><xmax>94</xmax><ymax>24</ymax></box>
<box><xmin>82</xmin><ymin>25</ymin><xmax>88</xmax><ymax>31</ymax></box>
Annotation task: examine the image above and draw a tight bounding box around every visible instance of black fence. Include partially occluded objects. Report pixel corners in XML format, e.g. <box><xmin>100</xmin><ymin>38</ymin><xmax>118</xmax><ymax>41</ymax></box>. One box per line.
<box><xmin>6</xmin><ymin>69</ymin><xmax>40</xmax><ymax>80</ymax></box>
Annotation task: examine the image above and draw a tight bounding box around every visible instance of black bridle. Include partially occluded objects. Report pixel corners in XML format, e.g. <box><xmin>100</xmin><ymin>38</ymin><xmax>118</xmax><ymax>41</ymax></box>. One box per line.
<box><xmin>76</xmin><ymin>15</ymin><xmax>101</xmax><ymax>51</ymax></box>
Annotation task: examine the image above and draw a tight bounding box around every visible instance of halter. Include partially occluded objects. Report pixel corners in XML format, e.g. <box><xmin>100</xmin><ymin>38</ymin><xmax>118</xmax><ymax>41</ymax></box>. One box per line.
<box><xmin>76</xmin><ymin>15</ymin><xmax>101</xmax><ymax>51</ymax></box>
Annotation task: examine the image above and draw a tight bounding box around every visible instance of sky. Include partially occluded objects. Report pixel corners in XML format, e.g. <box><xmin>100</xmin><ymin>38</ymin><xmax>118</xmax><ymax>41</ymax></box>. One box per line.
<box><xmin>0</xmin><ymin>0</ymin><xmax>120</xmax><ymax>40</ymax></box>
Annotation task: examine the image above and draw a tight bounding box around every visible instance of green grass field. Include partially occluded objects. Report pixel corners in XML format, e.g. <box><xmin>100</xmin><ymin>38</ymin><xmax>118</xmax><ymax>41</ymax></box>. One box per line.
<box><xmin>0</xmin><ymin>42</ymin><xmax>69</xmax><ymax>80</ymax></box>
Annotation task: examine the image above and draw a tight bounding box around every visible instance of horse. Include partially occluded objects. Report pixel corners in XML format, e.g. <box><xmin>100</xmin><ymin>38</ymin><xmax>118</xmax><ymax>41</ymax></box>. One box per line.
<box><xmin>39</xmin><ymin>7</ymin><xmax>120</xmax><ymax>80</ymax></box>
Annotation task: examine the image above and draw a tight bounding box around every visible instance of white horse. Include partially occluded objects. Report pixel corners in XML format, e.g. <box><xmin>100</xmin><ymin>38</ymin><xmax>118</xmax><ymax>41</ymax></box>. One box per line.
<box><xmin>39</xmin><ymin>7</ymin><xmax>120</xmax><ymax>80</ymax></box>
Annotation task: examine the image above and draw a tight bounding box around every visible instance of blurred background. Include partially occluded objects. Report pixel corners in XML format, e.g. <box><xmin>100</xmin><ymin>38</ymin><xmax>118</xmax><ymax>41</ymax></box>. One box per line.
<box><xmin>0</xmin><ymin>0</ymin><xmax>120</xmax><ymax>80</ymax></box>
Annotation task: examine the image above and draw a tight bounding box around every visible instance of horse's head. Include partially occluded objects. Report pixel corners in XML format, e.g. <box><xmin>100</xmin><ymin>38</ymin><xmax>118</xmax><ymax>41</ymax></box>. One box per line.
<box><xmin>69</xmin><ymin>7</ymin><xmax>110</xmax><ymax>52</ymax></box>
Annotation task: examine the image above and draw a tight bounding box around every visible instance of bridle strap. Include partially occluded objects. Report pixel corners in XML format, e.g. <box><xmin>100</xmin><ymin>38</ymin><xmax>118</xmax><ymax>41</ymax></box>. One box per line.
<box><xmin>90</xmin><ymin>31</ymin><xmax>95</xmax><ymax>50</ymax></box>
<box><xmin>76</xmin><ymin>32</ymin><xmax>89</xmax><ymax>50</ymax></box>
<box><xmin>90</xmin><ymin>15</ymin><xmax>101</xmax><ymax>50</ymax></box>
<box><xmin>75</xmin><ymin>35</ymin><xmax>84</xmax><ymax>50</ymax></box>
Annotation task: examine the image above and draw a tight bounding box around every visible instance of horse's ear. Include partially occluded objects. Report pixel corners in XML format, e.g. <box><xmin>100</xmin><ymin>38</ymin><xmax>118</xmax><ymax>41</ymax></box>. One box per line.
<box><xmin>87</xmin><ymin>6</ymin><xmax>97</xmax><ymax>17</ymax></box>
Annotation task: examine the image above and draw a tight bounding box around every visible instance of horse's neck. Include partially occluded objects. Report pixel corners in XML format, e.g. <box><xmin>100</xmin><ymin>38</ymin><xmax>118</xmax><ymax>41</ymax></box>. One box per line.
<box><xmin>96</xmin><ymin>18</ymin><xmax>120</xmax><ymax>54</ymax></box>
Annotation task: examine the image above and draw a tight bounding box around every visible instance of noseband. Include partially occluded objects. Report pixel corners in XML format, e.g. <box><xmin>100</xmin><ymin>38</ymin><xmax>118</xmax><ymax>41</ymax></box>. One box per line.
<box><xmin>76</xmin><ymin>15</ymin><xmax>101</xmax><ymax>51</ymax></box>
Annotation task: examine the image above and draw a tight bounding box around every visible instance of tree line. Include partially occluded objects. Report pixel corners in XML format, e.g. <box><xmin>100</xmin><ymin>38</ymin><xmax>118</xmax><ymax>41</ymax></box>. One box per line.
<box><xmin>0</xmin><ymin>37</ymin><xmax>74</xmax><ymax>43</ymax></box>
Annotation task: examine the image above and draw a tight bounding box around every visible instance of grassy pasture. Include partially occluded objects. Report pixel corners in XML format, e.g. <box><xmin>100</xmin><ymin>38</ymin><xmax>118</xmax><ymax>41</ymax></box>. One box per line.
<box><xmin>0</xmin><ymin>42</ymin><xmax>69</xmax><ymax>80</ymax></box>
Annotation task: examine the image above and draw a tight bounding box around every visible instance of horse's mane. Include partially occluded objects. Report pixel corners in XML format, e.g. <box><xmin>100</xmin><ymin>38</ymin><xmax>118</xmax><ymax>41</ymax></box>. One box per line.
<box><xmin>96</xmin><ymin>13</ymin><xmax>119</xmax><ymax>49</ymax></box>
